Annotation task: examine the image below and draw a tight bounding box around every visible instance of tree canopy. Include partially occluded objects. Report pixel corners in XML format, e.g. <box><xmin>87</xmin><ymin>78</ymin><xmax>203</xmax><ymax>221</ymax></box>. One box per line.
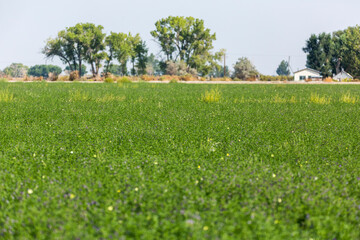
<box><xmin>276</xmin><ymin>60</ymin><xmax>290</xmax><ymax>76</ymax></box>
<box><xmin>233</xmin><ymin>57</ymin><xmax>258</xmax><ymax>80</ymax></box>
<box><xmin>3</xmin><ymin>63</ymin><xmax>29</xmax><ymax>78</ymax></box>
<box><xmin>303</xmin><ymin>26</ymin><xmax>360</xmax><ymax>78</ymax></box>
<box><xmin>28</xmin><ymin>65</ymin><xmax>62</xmax><ymax>78</ymax></box>
<box><xmin>151</xmin><ymin>16</ymin><xmax>221</xmax><ymax>76</ymax></box>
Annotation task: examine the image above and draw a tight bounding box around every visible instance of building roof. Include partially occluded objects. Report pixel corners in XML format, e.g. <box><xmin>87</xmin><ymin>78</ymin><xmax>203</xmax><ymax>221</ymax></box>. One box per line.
<box><xmin>334</xmin><ymin>70</ymin><xmax>353</xmax><ymax>79</ymax></box>
<box><xmin>293</xmin><ymin>68</ymin><xmax>321</xmax><ymax>75</ymax></box>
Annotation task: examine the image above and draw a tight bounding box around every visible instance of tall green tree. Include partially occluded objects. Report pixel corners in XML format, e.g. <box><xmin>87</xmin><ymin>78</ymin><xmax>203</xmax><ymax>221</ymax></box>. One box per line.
<box><xmin>151</xmin><ymin>16</ymin><xmax>218</xmax><ymax>75</ymax></box>
<box><xmin>43</xmin><ymin>23</ymin><xmax>106</xmax><ymax>78</ymax></box>
<box><xmin>332</xmin><ymin>26</ymin><xmax>360</xmax><ymax>77</ymax></box>
<box><xmin>134</xmin><ymin>40</ymin><xmax>148</xmax><ymax>75</ymax></box>
<box><xmin>276</xmin><ymin>60</ymin><xmax>290</xmax><ymax>76</ymax></box>
<box><xmin>28</xmin><ymin>65</ymin><xmax>62</xmax><ymax>78</ymax></box>
<box><xmin>104</xmin><ymin>32</ymin><xmax>134</xmax><ymax>76</ymax></box>
<box><xmin>303</xmin><ymin>33</ymin><xmax>334</xmax><ymax>77</ymax></box>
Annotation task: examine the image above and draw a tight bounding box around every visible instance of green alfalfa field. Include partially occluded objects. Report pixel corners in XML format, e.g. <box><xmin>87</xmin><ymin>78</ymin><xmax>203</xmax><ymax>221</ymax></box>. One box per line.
<box><xmin>0</xmin><ymin>82</ymin><xmax>360</xmax><ymax>239</ymax></box>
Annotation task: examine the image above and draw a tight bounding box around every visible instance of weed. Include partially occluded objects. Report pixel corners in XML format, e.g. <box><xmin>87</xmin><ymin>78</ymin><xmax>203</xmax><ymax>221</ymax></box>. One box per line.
<box><xmin>0</xmin><ymin>89</ymin><xmax>14</xmax><ymax>102</ymax></box>
<box><xmin>340</xmin><ymin>92</ymin><xmax>358</xmax><ymax>103</ymax></box>
<box><xmin>310</xmin><ymin>93</ymin><xmax>331</xmax><ymax>104</ymax></box>
<box><xmin>201</xmin><ymin>88</ymin><xmax>221</xmax><ymax>103</ymax></box>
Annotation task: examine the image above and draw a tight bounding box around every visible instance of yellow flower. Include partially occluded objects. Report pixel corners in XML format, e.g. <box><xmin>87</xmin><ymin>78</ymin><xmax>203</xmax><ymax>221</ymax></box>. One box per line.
<box><xmin>135</xmin><ymin>187</ymin><xmax>139</xmax><ymax>192</ymax></box>
<box><xmin>154</xmin><ymin>161</ymin><xmax>158</xmax><ymax>165</ymax></box>
<box><xmin>198</xmin><ymin>165</ymin><xmax>201</xmax><ymax>169</ymax></box>
<box><xmin>278</xmin><ymin>198</ymin><xmax>282</xmax><ymax>203</ymax></box>
<box><xmin>272</xmin><ymin>173</ymin><xmax>276</xmax><ymax>178</ymax></box>
<box><xmin>203</xmin><ymin>226</ymin><xmax>209</xmax><ymax>231</ymax></box>
<box><xmin>70</xmin><ymin>193</ymin><xmax>75</xmax><ymax>199</ymax></box>
<box><xmin>93</xmin><ymin>155</ymin><xmax>97</xmax><ymax>158</ymax></box>
<box><xmin>226</xmin><ymin>153</ymin><xmax>230</xmax><ymax>157</ymax></box>
<box><xmin>107</xmin><ymin>206</ymin><xmax>113</xmax><ymax>211</ymax></box>
<box><xmin>274</xmin><ymin>220</ymin><xmax>279</xmax><ymax>224</ymax></box>
<box><xmin>271</xmin><ymin>154</ymin><xmax>274</xmax><ymax>158</ymax></box>
<box><xmin>117</xmin><ymin>189</ymin><xmax>121</xmax><ymax>193</ymax></box>
<box><xmin>27</xmin><ymin>189</ymin><xmax>33</xmax><ymax>194</ymax></box>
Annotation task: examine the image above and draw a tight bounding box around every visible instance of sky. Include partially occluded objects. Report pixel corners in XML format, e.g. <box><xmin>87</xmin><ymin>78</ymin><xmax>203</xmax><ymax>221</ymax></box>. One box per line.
<box><xmin>1</xmin><ymin>0</ymin><xmax>360</xmax><ymax>75</ymax></box>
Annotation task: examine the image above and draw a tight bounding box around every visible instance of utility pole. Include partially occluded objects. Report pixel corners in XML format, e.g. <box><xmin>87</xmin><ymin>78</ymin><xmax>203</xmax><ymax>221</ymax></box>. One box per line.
<box><xmin>224</xmin><ymin>52</ymin><xmax>226</xmax><ymax>77</ymax></box>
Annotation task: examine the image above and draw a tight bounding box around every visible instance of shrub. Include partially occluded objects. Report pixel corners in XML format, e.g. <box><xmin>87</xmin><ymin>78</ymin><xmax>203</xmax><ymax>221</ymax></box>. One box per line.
<box><xmin>323</xmin><ymin>77</ymin><xmax>334</xmax><ymax>82</ymax></box>
<box><xmin>117</xmin><ymin>77</ymin><xmax>132</xmax><ymax>83</ymax></box>
<box><xmin>0</xmin><ymin>78</ymin><xmax>8</xmax><ymax>82</ymax></box>
<box><xmin>58</xmin><ymin>75</ymin><xmax>69</xmax><ymax>81</ymax></box>
<box><xmin>169</xmin><ymin>79</ymin><xmax>178</xmax><ymax>83</ymax></box>
<box><xmin>201</xmin><ymin>88</ymin><xmax>221</xmax><ymax>103</ymax></box>
<box><xmin>180</xmin><ymin>74</ymin><xmax>193</xmax><ymax>81</ymax></box>
<box><xmin>48</xmin><ymin>72</ymin><xmax>58</xmax><ymax>81</ymax></box>
<box><xmin>69</xmin><ymin>71</ymin><xmax>79</xmax><ymax>81</ymax></box>
<box><xmin>104</xmin><ymin>78</ymin><xmax>115</xmax><ymax>83</ymax></box>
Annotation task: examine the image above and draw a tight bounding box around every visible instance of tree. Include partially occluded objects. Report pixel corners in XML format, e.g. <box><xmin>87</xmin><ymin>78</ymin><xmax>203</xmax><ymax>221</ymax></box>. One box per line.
<box><xmin>151</xmin><ymin>16</ymin><xmax>218</xmax><ymax>75</ymax></box>
<box><xmin>43</xmin><ymin>23</ymin><xmax>106</xmax><ymax>78</ymax></box>
<box><xmin>65</xmin><ymin>65</ymin><xmax>87</xmax><ymax>76</ymax></box>
<box><xmin>107</xmin><ymin>64</ymin><xmax>122</xmax><ymax>76</ymax></box>
<box><xmin>134</xmin><ymin>40</ymin><xmax>148</xmax><ymax>75</ymax></box>
<box><xmin>303</xmin><ymin>33</ymin><xmax>334</xmax><ymax>77</ymax></box>
<box><xmin>233</xmin><ymin>57</ymin><xmax>258</xmax><ymax>80</ymax></box>
<box><xmin>104</xmin><ymin>32</ymin><xmax>135</xmax><ymax>76</ymax></box>
<box><xmin>276</xmin><ymin>60</ymin><xmax>290</xmax><ymax>76</ymax></box>
<box><xmin>28</xmin><ymin>65</ymin><xmax>62</xmax><ymax>78</ymax></box>
<box><xmin>210</xmin><ymin>66</ymin><xmax>230</xmax><ymax>78</ymax></box>
<box><xmin>332</xmin><ymin>26</ymin><xmax>360</xmax><ymax>77</ymax></box>
<box><xmin>3</xmin><ymin>63</ymin><xmax>29</xmax><ymax>78</ymax></box>
<box><xmin>146</xmin><ymin>53</ymin><xmax>161</xmax><ymax>75</ymax></box>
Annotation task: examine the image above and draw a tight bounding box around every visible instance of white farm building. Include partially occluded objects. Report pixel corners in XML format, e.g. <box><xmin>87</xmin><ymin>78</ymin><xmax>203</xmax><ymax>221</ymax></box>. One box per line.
<box><xmin>293</xmin><ymin>68</ymin><xmax>322</xmax><ymax>81</ymax></box>
<box><xmin>333</xmin><ymin>70</ymin><xmax>353</xmax><ymax>82</ymax></box>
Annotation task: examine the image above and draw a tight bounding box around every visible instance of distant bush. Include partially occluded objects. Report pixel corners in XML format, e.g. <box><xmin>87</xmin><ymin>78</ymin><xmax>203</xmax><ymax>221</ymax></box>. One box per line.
<box><xmin>104</xmin><ymin>78</ymin><xmax>115</xmax><ymax>83</ymax></box>
<box><xmin>117</xmin><ymin>77</ymin><xmax>132</xmax><ymax>83</ymax></box>
<box><xmin>48</xmin><ymin>72</ymin><xmax>59</xmax><ymax>81</ymax></box>
<box><xmin>260</xmin><ymin>75</ymin><xmax>294</xmax><ymax>81</ymax></box>
<box><xmin>169</xmin><ymin>79</ymin><xmax>178</xmax><ymax>83</ymax></box>
<box><xmin>69</xmin><ymin>71</ymin><xmax>79</xmax><ymax>81</ymax></box>
<box><xmin>0</xmin><ymin>78</ymin><xmax>8</xmax><ymax>82</ymax></box>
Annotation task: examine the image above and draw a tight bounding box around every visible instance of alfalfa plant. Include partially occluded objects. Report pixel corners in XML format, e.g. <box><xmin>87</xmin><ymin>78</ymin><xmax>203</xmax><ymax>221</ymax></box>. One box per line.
<box><xmin>0</xmin><ymin>89</ymin><xmax>14</xmax><ymax>102</ymax></box>
<box><xmin>201</xmin><ymin>88</ymin><xmax>221</xmax><ymax>103</ymax></box>
<box><xmin>340</xmin><ymin>92</ymin><xmax>358</xmax><ymax>104</ymax></box>
<box><xmin>310</xmin><ymin>93</ymin><xmax>331</xmax><ymax>104</ymax></box>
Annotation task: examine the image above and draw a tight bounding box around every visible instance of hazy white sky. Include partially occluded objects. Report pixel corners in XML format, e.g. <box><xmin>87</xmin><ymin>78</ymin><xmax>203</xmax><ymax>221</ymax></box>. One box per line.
<box><xmin>1</xmin><ymin>0</ymin><xmax>360</xmax><ymax>75</ymax></box>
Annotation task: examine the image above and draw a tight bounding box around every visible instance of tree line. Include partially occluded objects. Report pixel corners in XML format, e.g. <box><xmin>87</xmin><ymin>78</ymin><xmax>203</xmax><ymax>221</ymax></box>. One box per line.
<box><xmin>303</xmin><ymin>25</ymin><xmax>360</xmax><ymax>78</ymax></box>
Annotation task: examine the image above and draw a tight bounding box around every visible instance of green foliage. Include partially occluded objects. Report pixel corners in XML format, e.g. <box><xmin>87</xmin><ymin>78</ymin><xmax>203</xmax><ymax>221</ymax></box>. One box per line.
<box><xmin>303</xmin><ymin>33</ymin><xmax>334</xmax><ymax>77</ymax></box>
<box><xmin>276</xmin><ymin>60</ymin><xmax>290</xmax><ymax>76</ymax></box>
<box><xmin>200</xmin><ymin>88</ymin><xmax>221</xmax><ymax>103</ymax></box>
<box><xmin>104</xmin><ymin>77</ymin><xmax>115</xmax><ymax>83</ymax></box>
<box><xmin>233</xmin><ymin>57</ymin><xmax>259</xmax><ymax>80</ymax></box>
<box><xmin>117</xmin><ymin>76</ymin><xmax>132</xmax><ymax>83</ymax></box>
<box><xmin>151</xmin><ymin>16</ymin><xmax>218</xmax><ymax>75</ymax></box>
<box><xmin>260</xmin><ymin>75</ymin><xmax>294</xmax><ymax>81</ymax></box>
<box><xmin>3</xmin><ymin>63</ymin><xmax>29</xmax><ymax>78</ymax></box>
<box><xmin>28</xmin><ymin>64</ymin><xmax>62</xmax><ymax>78</ymax></box>
<box><xmin>2</xmin><ymin>83</ymin><xmax>360</xmax><ymax>238</ymax></box>
<box><xmin>43</xmin><ymin>23</ymin><xmax>106</xmax><ymax>78</ymax></box>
